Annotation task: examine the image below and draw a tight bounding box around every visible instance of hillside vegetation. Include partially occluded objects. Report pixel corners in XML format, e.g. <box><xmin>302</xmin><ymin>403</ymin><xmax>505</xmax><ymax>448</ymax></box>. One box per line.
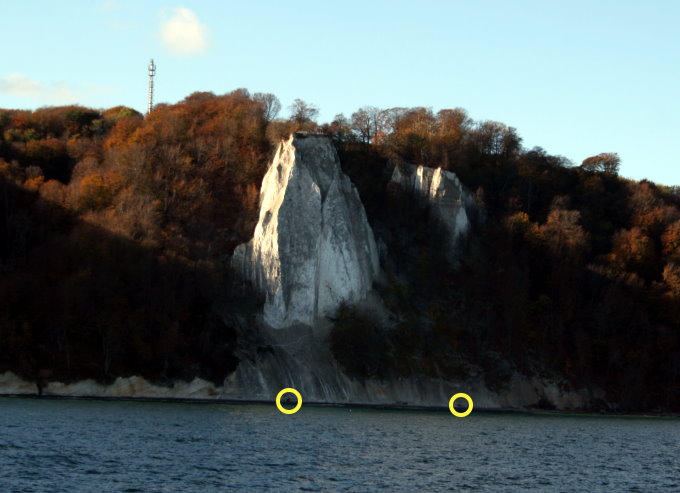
<box><xmin>1</xmin><ymin>90</ymin><xmax>678</xmax><ymax>410</ymax></box>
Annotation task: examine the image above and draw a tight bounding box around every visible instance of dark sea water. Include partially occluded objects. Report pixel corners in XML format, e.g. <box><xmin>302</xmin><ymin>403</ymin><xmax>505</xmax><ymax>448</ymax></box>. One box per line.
<box><xmin>0</xmin><ymin>397</ymin><xmax>678</xmax><ymax>492</ymax></box>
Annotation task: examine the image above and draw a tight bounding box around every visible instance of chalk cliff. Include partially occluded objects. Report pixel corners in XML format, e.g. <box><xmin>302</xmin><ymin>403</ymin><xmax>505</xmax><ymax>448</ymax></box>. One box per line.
<box><xmin>0</xmin><ymin>367</ymin><xmax>602</xmax><ymax>412</ymax></box>
<box><xmin>390</xmin><ymin>164</ymin><xmax>476</xmax><ymax>249</ymax></box>
<box><xmin>231</xmin><ymin>134</ymin><xmax>379</xmax><ymax>329</ymax></box>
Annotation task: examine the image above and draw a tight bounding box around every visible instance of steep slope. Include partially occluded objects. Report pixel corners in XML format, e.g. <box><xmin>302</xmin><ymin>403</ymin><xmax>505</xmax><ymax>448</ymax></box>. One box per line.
<box><xmin>231</xmin><ymin>133</ymin><xmax>379</xmax><ymax>329</ymax></box>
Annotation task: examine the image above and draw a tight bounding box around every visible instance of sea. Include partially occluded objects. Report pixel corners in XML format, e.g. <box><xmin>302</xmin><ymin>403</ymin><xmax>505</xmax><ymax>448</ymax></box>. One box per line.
<box><xmin>0</xmin><ymin>397</ymin><xmax>678</xmax><ymax>492</ymax></box>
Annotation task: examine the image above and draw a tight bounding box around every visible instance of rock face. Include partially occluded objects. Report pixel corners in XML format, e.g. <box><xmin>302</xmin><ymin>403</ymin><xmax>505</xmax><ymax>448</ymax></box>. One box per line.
<box><xmin>0</xmin><ymin>368</ymin><xmax>603</xmax><ymax>411</ymax></box>
<box><xmin>390</xmin><ymin>164</ymin><xmax>476</xmax><ymax>248</ymax></box>
<box><xmin>232</xmin><ymin>134</ymin><xmax>379</xmax><ymax>329</ymax></box>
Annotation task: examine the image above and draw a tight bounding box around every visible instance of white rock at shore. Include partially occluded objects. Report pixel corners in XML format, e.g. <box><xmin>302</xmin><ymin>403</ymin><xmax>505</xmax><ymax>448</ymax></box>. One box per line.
<box><xmin>0</xmin><ymin>371</ymin><xmax>219</xmax><ymax>399</ymax></box>
<box><xmin>0</xmin><ymin>370</ymin><xmax>601</xmax><ymax>411</ymax></box>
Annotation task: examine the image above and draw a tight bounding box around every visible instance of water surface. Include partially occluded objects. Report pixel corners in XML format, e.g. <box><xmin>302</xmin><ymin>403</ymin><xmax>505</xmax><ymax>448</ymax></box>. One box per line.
<box><xmin>0</xmin><ymin>398</ymin><xmax>678</xmax><ymax>492</ymax></box>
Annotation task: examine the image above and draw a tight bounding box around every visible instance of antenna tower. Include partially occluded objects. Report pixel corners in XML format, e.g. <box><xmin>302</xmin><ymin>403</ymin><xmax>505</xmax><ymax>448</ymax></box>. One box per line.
<box><xmin>147</xmin><ymin>59</ymin><xmax>156</xmax><ymax>114</ymax></box>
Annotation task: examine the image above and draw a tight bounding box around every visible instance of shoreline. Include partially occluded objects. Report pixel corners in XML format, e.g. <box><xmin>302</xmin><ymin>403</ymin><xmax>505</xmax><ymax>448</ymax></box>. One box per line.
<box><xmin>1</xmin><ymin>393</ymin><xmax>677</xmax><ymax>419</ymax></box>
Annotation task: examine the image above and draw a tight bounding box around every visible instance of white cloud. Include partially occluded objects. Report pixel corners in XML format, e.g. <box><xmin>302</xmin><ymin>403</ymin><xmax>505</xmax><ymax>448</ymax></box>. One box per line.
<box><xmin>159</xmin><ymin>7</ymin><xmax>210</xmax><ymax>55</ymax></box>
<box><xmin>0</xmin><ymin>73</ymin><xmax>113</xmax><ymax>104</ymax></box>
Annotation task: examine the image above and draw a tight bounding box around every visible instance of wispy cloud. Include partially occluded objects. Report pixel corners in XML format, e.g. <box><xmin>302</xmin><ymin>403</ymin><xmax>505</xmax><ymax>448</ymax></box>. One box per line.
<box><xmin>0</xmin><ymin>73</ymin><xmax>114</xmax><ymax>104</ymax></box>
<box><xmin>100</xmin><ymin>0</ymin><xmax>122</xmax><ymax>11</ymax></box>
<box><xmin>159</xmin><ymin>7</ymin><xmax>210</xmax><ymax>55</ymax></box>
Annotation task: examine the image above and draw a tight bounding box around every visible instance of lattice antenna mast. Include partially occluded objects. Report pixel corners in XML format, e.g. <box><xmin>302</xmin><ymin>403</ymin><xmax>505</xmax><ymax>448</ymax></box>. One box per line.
<box><xmin>147</xmin><ymin>59</ymin><xmax>156</xmax><ymax>115</ymax></box>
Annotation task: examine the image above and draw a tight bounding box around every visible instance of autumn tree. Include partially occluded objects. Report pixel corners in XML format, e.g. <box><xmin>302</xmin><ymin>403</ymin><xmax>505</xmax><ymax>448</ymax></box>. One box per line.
<box><xmin>384</xmin><ymin>107</ymin><xmax>437</xmax><ymax>164</ymax></box>
<box><xmin>65</xmin><ymin>107</ymin><xmax>100</xmax><ymax>133</ymax></box>
<box><xmin>662</xmin><ymin>220</ymin><xmax>680</xmax><ymax>258</ymax></box>
<box><xmin>581</xmin><ymin>152</ymin><xmax>620</xmax><ymax>175</ymax></box>
<box><xmin>663</xmin><ymin>262</ymin><xmax>680</xmax><ymax>296</ymax></box>
<box><xmin>609</xmin><ymin>227</ymin><xmax>657</xmax><ymax>278</ymax></box>
<box><xmin>181</xmin><ymin>91</ymin><xmax>217</xmax><ymax>105</ymax></box>
<box><xmin>627</xmin><ymin>180</ymin><xmax>680</xmax><ymax>237</ymax></box>
<box><xmin>437</xmin><ymin>108</ymin><xmax>471</xmax><ymax>136</ymax></box>
<box><xmin>77</xmin><ymin>172</ymin><xmax>123</xmax><ymax>211</ymax></box>
<box><xmin>539</xmin><ymin>197</ymin><xmax>589</xmax><ymax>258</ymax></box>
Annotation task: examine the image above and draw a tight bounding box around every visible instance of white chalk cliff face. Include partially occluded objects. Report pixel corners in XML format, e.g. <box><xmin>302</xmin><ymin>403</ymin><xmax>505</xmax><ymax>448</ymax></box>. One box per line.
<box><xmin>391</xmin><ymin>164</ymin><xmax>476</xmax><ymax>247</ymax></box>
<box><xmin>232</xmin><ymin>134</ymin><xmax>379</xmax><ymax>329</ymax></box>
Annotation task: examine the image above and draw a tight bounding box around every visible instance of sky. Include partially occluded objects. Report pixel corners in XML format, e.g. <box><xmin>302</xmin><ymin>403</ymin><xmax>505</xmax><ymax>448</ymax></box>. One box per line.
<box><xmin>1</xmin><ymin>0</ymin><xmax>679</xmax><ymax>185</ymax></box>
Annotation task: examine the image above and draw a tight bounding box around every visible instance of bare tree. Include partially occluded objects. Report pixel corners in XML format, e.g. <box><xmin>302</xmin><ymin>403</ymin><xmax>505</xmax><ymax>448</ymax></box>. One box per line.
<box><xmin>350</xmin><ymin>106</ymin><xmax>385</xmax><ymax>144</ymax></box>
<box><xmin>323</xmin><ymin>113</ymin><xmax>353</xmax><ymax>142</ymax></box>
<box><xmin>288</xmin><ymin>99</ymin><xmax>319</xmax><ymax>126</ymax></box>
<box><xmin>254</xmin><ymin>93</ymin><xmax>281</xmax><ymax>122</ymax></box>
<box><xmin>471</xmin><ymin>121</ymin><xmax>521</xmax><ymax>157</ymax></box>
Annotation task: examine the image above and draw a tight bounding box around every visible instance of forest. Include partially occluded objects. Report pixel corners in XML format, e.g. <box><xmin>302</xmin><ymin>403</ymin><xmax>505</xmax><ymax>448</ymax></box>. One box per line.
<box><xmin>1</xmin><ymin>90</ymin><xmax>679</xmax><ymax>411</ymax></box>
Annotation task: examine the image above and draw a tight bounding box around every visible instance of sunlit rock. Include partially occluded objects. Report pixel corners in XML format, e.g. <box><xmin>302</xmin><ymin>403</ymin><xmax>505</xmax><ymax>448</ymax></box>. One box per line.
<box><xmin>231</xmin><ymin>133</ymin><xmax>379</xmax><ymax>329</ymax></box>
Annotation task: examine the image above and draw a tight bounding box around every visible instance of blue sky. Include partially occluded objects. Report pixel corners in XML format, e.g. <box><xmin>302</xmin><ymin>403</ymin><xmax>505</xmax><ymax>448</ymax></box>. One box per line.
<box><xmin>2</xmin><ymin>0</ymin><xmax>679</xmax><ymax>185</ymax></box>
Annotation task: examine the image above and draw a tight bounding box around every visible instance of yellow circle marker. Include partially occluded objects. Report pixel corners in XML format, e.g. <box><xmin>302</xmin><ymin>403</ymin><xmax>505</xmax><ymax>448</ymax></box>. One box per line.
<box><xmin>449</xmin><ymin>393</ymin><xmax>473</xmax><ymax>417</ymax></box>
<box><xmin>276</xmin><ymin>388</ymin><xmax>302</xmax><ymax>414</ymax></box>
